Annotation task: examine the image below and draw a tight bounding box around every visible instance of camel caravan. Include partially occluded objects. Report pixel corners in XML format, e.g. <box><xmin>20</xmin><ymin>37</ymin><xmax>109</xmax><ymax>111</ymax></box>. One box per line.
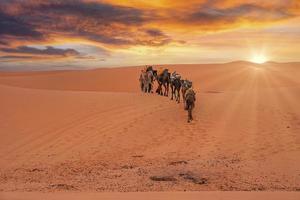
<box><xmin>139</xmin><ymin>66</ymin><xmax>196</xmax><ymax>123</ymax></box>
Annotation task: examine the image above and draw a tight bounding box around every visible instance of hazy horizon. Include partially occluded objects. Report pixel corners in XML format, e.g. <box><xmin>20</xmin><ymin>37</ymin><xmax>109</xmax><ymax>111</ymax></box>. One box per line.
<box><xmin>1</xmin><ymin>60</ymin><xmax>299</xmax><ymax>72</ymax></box>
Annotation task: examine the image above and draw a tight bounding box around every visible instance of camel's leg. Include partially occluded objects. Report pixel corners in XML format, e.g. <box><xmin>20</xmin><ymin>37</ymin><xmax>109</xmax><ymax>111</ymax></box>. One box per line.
<box><xmin>172</xmin><ymin>87</ymin><xmax>174</xmax><ymax>100</ymax></box>
<box><xmin>156</xmin><ymin>87</ymin><xmax>159</xmax><ymax>94</ymax></box>
<box><xmin>163</xmin><ymin>83</ymin><xmax>168</xmax><ymax>96</ymax></box>
<box><xmin>187</xmin><ymin>106</ymin><xmax>190</xmax><ymax>122</ymax></box>
<box><xmin>182</xmin><ymin>91</ymin><xmax>186</xmax><ymax>108</ymax></box>
<box><xmin>159</xmin><ymin>84</ymin><xmax>162</xmax><ymax>94</ymax></box>
<box><xmin>149</xmin><ymin>83</ymin><xmax>153</xmax><ymax>93</ymax></box>
<box><xmin>160</xmin><ymin>84</ymin><xmax>164</xmax><ymax>95</ymax></box>
<box><xmin>157</xmin><ymin>84</ymin><xmax>162</xmax><ymax>95</ymax></box>
<box><xmin>173</xmin><ymin>87</ymin><xmax>176</xmax><ymax>100</ymax></box>
<box><xmin>188</xmin><ymin>106</ymin><xmax>192</xmax><ymax>122</ymax></box>
<box><xmin>147</xmin><ymin>83</ymin><xmax>150</xmax><ymax>93</ymax></box>
<box><xmin>173</xmin><ymin>86</ymin><xmax>175</xmax><ymax>100</ymax></box>
<box><xmin>146</xmin><ymin>82</ymin><xmax>149</xmax><ymax>93</ymax></box>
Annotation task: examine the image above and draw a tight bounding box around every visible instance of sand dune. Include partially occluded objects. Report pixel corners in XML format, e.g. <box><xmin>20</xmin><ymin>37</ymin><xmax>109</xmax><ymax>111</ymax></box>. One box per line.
<box><xmin>0</xmin><ymin>62</ymin><xmax>299</xmax><ymax>192</ymax></box>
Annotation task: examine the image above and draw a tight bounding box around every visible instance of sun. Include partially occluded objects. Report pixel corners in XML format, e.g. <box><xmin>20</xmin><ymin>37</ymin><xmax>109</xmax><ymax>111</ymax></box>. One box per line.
<box><xmin>251</xmin><ymin>54</ymin><xmax>268</xmax><ymax>64</ymax></box>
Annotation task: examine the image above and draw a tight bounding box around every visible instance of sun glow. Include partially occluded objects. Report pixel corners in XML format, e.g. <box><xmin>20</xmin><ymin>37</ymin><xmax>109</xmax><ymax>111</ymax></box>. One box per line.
<box><xmin>251</xmin><ymin>54</ymin><xmax>268</xmax><ymax>64</ymax></box>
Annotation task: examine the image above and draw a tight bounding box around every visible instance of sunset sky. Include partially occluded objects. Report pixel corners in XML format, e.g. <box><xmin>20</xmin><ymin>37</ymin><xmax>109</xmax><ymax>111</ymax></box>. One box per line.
<box><xmin>0</xmin><ymin>0</ymin><xmax>299</xmax><ymax>70</ymax></box>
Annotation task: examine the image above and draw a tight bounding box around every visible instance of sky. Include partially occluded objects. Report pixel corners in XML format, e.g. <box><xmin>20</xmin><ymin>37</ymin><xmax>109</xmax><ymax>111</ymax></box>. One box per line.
<box><xmin>0</xmin><ymin>0</ymin><xmax>299</xmax><ymax>70</ymax></box>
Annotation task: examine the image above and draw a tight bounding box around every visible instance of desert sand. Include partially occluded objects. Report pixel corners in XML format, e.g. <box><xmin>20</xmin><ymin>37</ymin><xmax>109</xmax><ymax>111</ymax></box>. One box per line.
<box><xmin>0</xmin><ymin>62</ymin><xmax>299</xmax><ymax>196</ymax></box>
<box><xmin>1</xmin><ymin>191</ymin><xmax>300</xmax><ymax>200</ymax></box>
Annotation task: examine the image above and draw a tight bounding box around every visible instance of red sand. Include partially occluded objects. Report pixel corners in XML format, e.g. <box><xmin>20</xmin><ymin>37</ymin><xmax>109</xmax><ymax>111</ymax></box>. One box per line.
<box><xmin>1</xmin><ymin>192</ymin><xmax>299</xmax><ymax>200</ymax></box>
<box><xmin>0</xmin><ymin>62</ymin><xmax>299</xmax><ymax>195</ymax></box>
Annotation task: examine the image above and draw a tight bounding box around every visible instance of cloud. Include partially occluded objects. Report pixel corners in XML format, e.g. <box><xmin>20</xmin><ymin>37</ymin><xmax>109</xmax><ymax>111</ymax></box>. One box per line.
<box><xmin>36</xmin><ymin>0</ymin><xmax>145</xmax><ymax>25</ymax></box>
<box><xmin>0</xmin><ymin>46</ymin><xmax>80</xmax><ymax>57</ymax></box>
<box><xmin>175</xmin><ymin>3</ymin><xmax>294</xmax><ymax>30</ymax></box>
<box><xmin>0</xmin><ymin>55</ymin><xmax>36</xmax><ymax>59</ymax></box>
<box><xmin>0</xmin><ymin>40</ymin><xmax>8</xmax><ymax>46</ymax></box>
<box><xmin>0</xmin><ymin>12</ymin><xmax>43</xmax><ymax>38</ymax></box>
<box><xmin>0</xmin><ymin>0</ymin><xmax>171</xmax><ymax>47</ymax></box>
<box><xmin>193</xmin><ymin>4</ymin><xmax>291</xmax><ymax>21</ymax></box>
<box><xmin>0</xmin><ymin>44</ymin><xmax>111</xmax><ymax>63</ymax></box>
<box><xmin>0</xmin><ymin>55</ymin><xmax>38</xmax><ymax>62</ymax></box>
<box><xmin>1</xmin><ymin>0</ymin><xmax>295</xmax><ymax>49</ymax></box>
<box><xmin>145</xmin><ymin>29</ymin><xmax>166</xmax><ymax>37</ymax></box>
<box><xmin>134</xmin><ymin>28</ymin><xmax>173</xmax><ymax>46</ymax></box>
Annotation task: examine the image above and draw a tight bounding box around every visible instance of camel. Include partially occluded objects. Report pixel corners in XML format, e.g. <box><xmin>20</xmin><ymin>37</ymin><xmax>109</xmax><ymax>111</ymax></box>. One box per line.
<box><xmin>181</xmin><ymin>79</ymin><xmax>193</xmax><ymax>109</ymax></box>
<box><xmin>170</xmin><ymin>72</ymin><xmax>181</xmax><ymax>103</ymax></box>
<box><xmin>143</xmin><ymin>70</ymin><xmax>154</xmax><ymax>93</ymax></box>
<box><xmin>139</xmin><ymin>69</ymin><xmax>154</xmax><ymax>93</ymax></box>
<box><xmin>154</xmin><ymin>69</ymin><xmax>170</xmax><ymax>96</ymax></box>
<box><xmin>185</xmin><ymin>87</ymin><xmax>196</xmax><ymax>123</ymax></box>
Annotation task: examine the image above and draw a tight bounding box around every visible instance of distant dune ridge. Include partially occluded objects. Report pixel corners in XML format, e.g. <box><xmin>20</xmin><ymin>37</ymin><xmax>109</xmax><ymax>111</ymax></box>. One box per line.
<box><xmin>0</xmin><ymin>62</ymin><xmax>299</xmax><ymax>193</ymax></box>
